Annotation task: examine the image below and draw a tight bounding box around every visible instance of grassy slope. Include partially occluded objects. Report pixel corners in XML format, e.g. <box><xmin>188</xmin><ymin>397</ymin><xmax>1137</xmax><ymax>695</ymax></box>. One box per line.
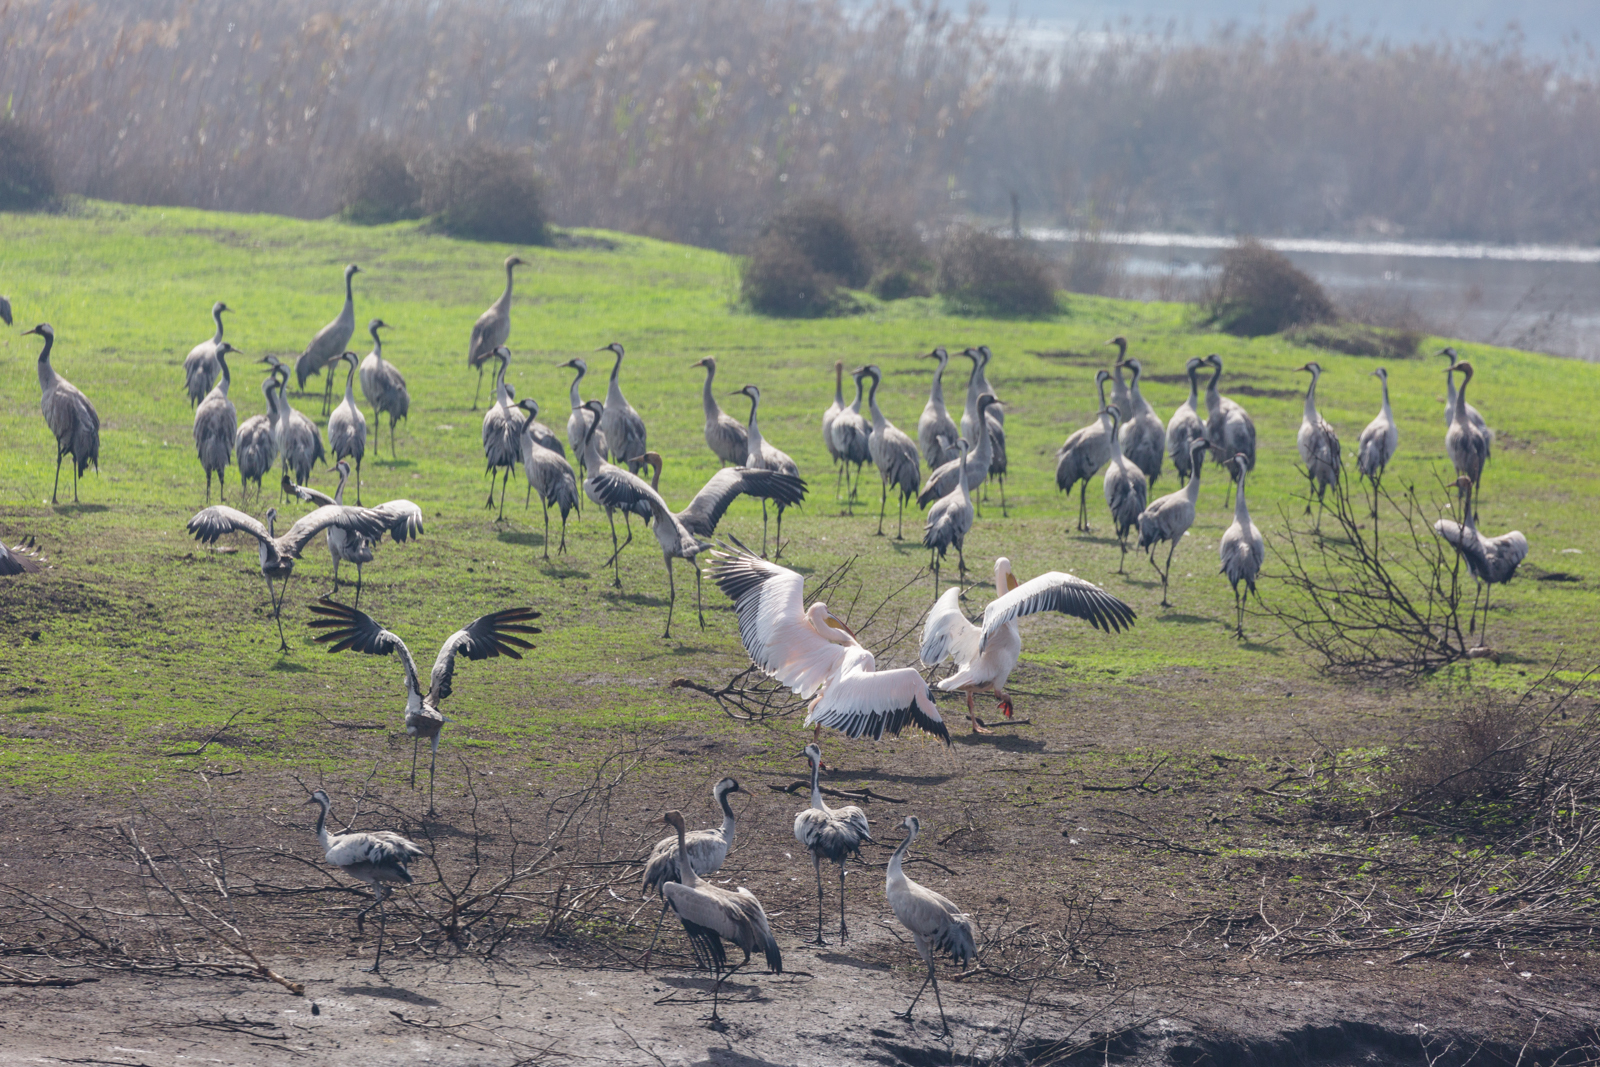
<box><xmin>1</xmin><ymin>204</ymin><xmax>1597</xmax><ymax>789</ymax></box>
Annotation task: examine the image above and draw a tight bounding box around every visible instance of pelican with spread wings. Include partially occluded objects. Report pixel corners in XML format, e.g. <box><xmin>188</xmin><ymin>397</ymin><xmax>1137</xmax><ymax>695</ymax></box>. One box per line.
<box><xmin>921</xmin><ymin>557</ymin><xmax>1135</xmax><ymax>733</ymax></box>
<box><xmin>707</xmin><ymin>542</ymin><xmax>950</xmax><ymax>745</ymax></box>
<box><xmin>308</xmin><ymin>600</ymin><xmax>541</xmax><ymax>812</ymax></box>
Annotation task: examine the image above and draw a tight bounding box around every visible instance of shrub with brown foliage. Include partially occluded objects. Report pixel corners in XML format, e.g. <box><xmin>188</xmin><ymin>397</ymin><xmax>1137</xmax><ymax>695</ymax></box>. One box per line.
<box><xmin>1208</xmin><ymin>239</ymin><xmax>1335</xmax><ymax>336</ymax></box>
<box><xmin>0</xmin><ymin>117</ymin><xmax>57</xmax><ymax>211</ymax></box>
<box><xmin>338</xmin><ymin>138</ymin><xmax>423</xmax><ymax>225</ymax></box>
<box><xmin>424</xmin><ymin>145</ymin><xmax>547</xmax><ymax>245</ymax></box>
<box><xmin>741</xmin><ymin>235</ymin><xmax>845</xmax><ymax>317</ymax></box>
<box><xmin>765</xmin><ymin>199</ymin><xmax>871</xmax><ymax>288</ymax></box>
<box><xmin>936</xmin><ymin>228</ymin><xmax>1058</xmax><ymax>316</ymax></box>
<box><xmin>858</xmin><ymin>216</ymin><xmax>934</xmax><ymax>300</ymax></box>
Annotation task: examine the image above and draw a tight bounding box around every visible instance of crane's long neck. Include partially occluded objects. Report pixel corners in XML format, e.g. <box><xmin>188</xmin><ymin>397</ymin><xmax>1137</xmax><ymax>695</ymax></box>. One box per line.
<box><xmin>745</xmin><ymin>396</ymin><xmax>765</xmax><ymax>462</ymax></box>
<box><xmin>964</xmin><ymin>359</ymin><xmax>981</xmax><ymax>421</ymax></box>
<box><xmin>1233</xmin><ymin>472</ymin><xmax>1251</xmax><ymax>526</ymax></box>
<box><xmin>1184</xmin><ymin>444</ymin><xmax>1206</xmax><ymax>501</ymax></box>
<box><xmin>700</xmin><ymin>363</ymin><xmax>720</xmax><ymax>420</ymax></box>
<box><xmin>1303</xmin><ymin>372</ymin><xmax>1319</xmax><ymax>422</ymax></box>
<box><xmin>930</xmin><ymin>353</ymin><xmax>947</xmax><ymax>406</ymax></box>
<box><xmin>1185</xmin><ymin>365</ymin><xmax>1200</xmax><ymax>410</ymax></box>
<box><xmin>1107</xmin><ymin>412</ymin><xmax>1125</xmax><ymax>460</ymax></box>
<box><xmin>607</xmin><ymin>352</ymin><xmax>624</xmax><ymax>401</ymax></box>
<box><xmin>1128</xmin><ymin>365</ymin><xmax>1145</xmax><ymax>407</ymax></box>
<box><xmin>568</xmin><ymin>366</ymin><xmax>585</xmax><ymax>410</ymax></box>
<box><xmin>218</xmin><ymin>353</ymin><xmax>232</xmax><ymax>395</ymax></box>
<box><xmin>672</xmin><ymin>820</ymin><xmax>701</xmax><ymax>888</ymax></box>
<box><xmin>1206</xmin><ymin>360</ymin><xmax>1223</xmax><ymax>405</ymax></box>
<box><xmin>975</xmin><ymin>349</ymin><xmax>994</xmax><ymax>395</ymax></box>
<box><xmin>582</xmin><ymin>418</ymin><xmax>607</xmax><ymax>473</ymax></box>
<box><xmin>344</xmin><ymin>270</ymin><xmax>356</xmax><ymax>307</ymax></box>
<box><xmin>372</xmin><ymin>334</ymin><xmax>384</xmax><ymax>366</ymax></box>
<box><xmin>36</xmin><ymin>334</ymin><xmax>57</xmax><ymax>391</ymax></box>
<box><xmin>849</xmin><ymin>376</ymin><xmax>864</xmax><ymax>414</ymax></box>
<box><xmin>499</xmin><ymin>263</ymin><xmax>516</xmax><ymax>310</ymax></box>
<box><xmin>970</xmin><ymin>407</ymin><xmax>993</xmax><ymax>467</ymax></box>
<box><xmin>344</xmin><ymin>359</ymin><xmax>357</xmax><ymax>404</ymax></box>
<box><xmin>886</xmin><ymin>826</ymin><xmax>915</xmax><ymax>887</ymax></box>
<box><xmin>809</xmin><ymin>758</ymin><xmax>827</xmax><ymax>811</ymax></box>
<box><xmin>212</xmin><ymin>307</ymin><xmax>225</xmax><ymax>344</ymax></box>
<box><xmin>313</xmin><ymin>799</ymin><xmax>333</xmax><ymax>853</ymax></box>
<box><xmin>866</xmin><ymin>374</ymin><xmax>886</xmax><ymax>430</ymax></box>
<box><xmin>834</xmin><ymin>363</ymin><xmax>845</xmax><ymax>406</ymax></box>
<box><xmin>334</xmin><ymin>465</ymin><xmax>349</xmax><ymax>504</ymax></box>
<box><xmin>716</xmin><ymin>788</ymin><xmax>737</xmax><ymax>842</ymax></box>
<box><xmin>263</xmin><ymin>379</ymin><xmax>279</xmax><ymax>424</ymax></box>
<box><xmin>1379</xmin><ymin>374</ymin><xmax>1392</xmax><ymax>418</ymax></box>
<box><xmin>1444</xmin><ymin>363</ymin><xmax>1459</xmax><ymax>419</ymax></box>
<box><xmin>1452</xmin><ymin>371</ymin><xmax>1472</xmax><ymax>427</ymax></box>
<box><xmin>955</xmin><ymin>446</ymin><xmax>971</xmax><ymax>504</ymax></box>
<box><xmin>1095</xmin><ymin>374</ymin><xmax>1108</xmax><ymax>412</ymax></box>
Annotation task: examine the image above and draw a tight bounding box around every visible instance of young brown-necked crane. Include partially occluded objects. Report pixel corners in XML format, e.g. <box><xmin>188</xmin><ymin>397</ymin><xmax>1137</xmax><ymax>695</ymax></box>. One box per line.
<box><xmin>640</xmin><ymin>777</ymin><xmax>745</xmax><ymax>969</ymax></box>
<box><xmin>305</xmin><ymin>788</ymin><xmax>423</xmax><ymax>974</ymax></box>
<box><xmin>886</xmin><ymin>815</ymin><xmax>976</xmax><ymax>1035</ymax></box>
<box><xmin>307</xmin><ymin>601</ymin><xmax>539</xmax><ymax>813</ymax></box>
<box><xmin>25</xmin><ymin>325</ymin><xmax>100</xmax><ymax>505</ymax></box>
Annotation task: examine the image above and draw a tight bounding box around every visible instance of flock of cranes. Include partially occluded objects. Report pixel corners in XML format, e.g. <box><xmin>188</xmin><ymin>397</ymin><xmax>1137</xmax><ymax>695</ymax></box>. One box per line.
<box><xmin>4</xmin><ymin>253</ymin><xmax>1540</xmax><ymax>1034</ymax></box>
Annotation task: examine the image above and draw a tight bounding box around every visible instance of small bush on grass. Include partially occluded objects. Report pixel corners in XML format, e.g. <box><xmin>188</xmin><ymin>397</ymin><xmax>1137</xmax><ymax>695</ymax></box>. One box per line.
<box><xmin>425</xmin><ymin>145</ymin><xmax>548</xmax><ymax>245</ymax></box>
<box><xmin>1290</xmin><ymin>321</ymin><xmax>1423</xmax><ymax>360</ymax></box>
<box><xmin>858</xmin><ymin>216</ymin><xmax>934</xmax><ymax>299</ymax></box>
<box><xmin>1207</xmin><ymin>239</ymin><xmax>1334</xmax><ymax>336</ymax></box>
<box><xmin>0</xmin><ymin>117</ymin><xmax>58</xmax><ymax>211</ymax></box>
<box><xmin>338</xmin><ymin>137</ymin><xmax>423</xmax><ymax>224</ymax></box>
<box><xmin>936</xmin><ymin>227</ymin><xmax>1059</xmax><ymax>316</ymax></box>
<box><xmin>741</xmin><ymin>236</ymin><xmax>846</xmax><ymax>317</ymax></box>
<box><xmin>765</xmin><ymin>198</ymin><xmax>870</xmax><ymax>288</ymax></box>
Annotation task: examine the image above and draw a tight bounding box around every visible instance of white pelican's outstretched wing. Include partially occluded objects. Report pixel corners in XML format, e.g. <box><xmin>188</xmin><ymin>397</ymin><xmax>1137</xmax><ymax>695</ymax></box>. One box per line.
<box><xmin>919</xmin><ymin>586</ymin><xmax>982</xmax><ymax>667</ymax></box>
<box><xmin>806</xmin><ymin>646</ymin><xmax>949</xmax><ymax>744</ymax></box>
<box><xmin>707</xmin><ymin>545</ymin><xmax>847</xmax><ymax>699</ymax></box>
<box><xmin>978</xmin><ymin>571</ymin><xmax>1136</xmax><ymax>651</ymax></box>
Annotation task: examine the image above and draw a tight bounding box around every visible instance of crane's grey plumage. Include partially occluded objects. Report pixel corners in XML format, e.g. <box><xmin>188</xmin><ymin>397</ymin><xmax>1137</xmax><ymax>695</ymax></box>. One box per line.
<box><xmin>0</xmin><ymin>533</ymin><xmax>47</xmax><ymax>576</ymax></box>
<box><xmin>858</xmin><ymin>365</ymin><xmax>922</xmax><ymax>539</ymax></box>
<box><xmin>577</xmin><ymin>400</ymin><xmax>653</xmax><ymax>587</ymax></box>
<box><xmin>831</xmin><ymin>369</ymin><xmax>872</xmax><ymax>506</ymax></box>
<box><xmin>1445</xmin><ymin>361</ymin><xmax>1491</xmax><ymax>518</ymax></box>
<box><xmin>962</xmin><ymin>346</ymin><xmax>1008</xmax><ymax>511</ymax></box>
<box><xmin>1435</xmin><ymin>476</ymin><xmax>1527</xmax><ymax>648</ymax></box>
<box><xmin>186</xmin><ymin>499</ymin><xmax>416</xmax><ymax>651</ymax></box>
<box><xmin>919</xmin><ymin>394</ymin><xmax>996</xmax><ymax>508</ymax></box>
<box><xmin>1055</xmin><ymin>370</ymin><xmax>1114</xmax><ymax>532</ymax></box>
<box><xmin>25</xmin><ymin>325</ymin><xmax>100</xmax><ymax>504</ymax></box>
<box><xmin>468</xmin><ymin>255</ymin><xmax>528</xmax><ymax>408</ymax></box>
<box><xmin>1167</xmin><ymin>357</ymin><xmax>1207</xmax><ymax>482</ymax></box>
<box><xmin>0</xmin><ymin>295</ymin><xmax>11</xmax><ymax>327</ymax></box>
<box><xmin>640</xmin><ymin>778</ymin><xmax>745</xmax><ymax>969</ymax></box>
<box><xmin>1116</xmin><ymin>356</ymin><xmax>1165</xmax><ymax>487</ymax></box>
<box><xmin>1440</xmin><ymin>348</ymin><xmax>1490</xmax><ymax>437</ymax></box>
<box><xmin>823</xmin><ymin>360</ymin><xmax>847</xmax><ymax>498</ymax></box>
<box><xmin>262</xmin><ymin>359</ymin><xmax>326</xmax><ymax>489</ymax></box>
<box><xmin>918</xmin><ymin>347</ymin><xmax>961</xmax><ymax>469</ymax></box>
<box><xmin>694</xmin><ymin>357</ymin><xmax>748</xmax><ymax>467</ymax></box>
<box><xmin>514</xmin><ymin>399</ymin><xmax>581</xmax><ymax>558</ymax></box>
<box><xmin>659</xmin><ymin>809</ymin><xmax>781</xmax><ymax>1029</ymax></box>
<box><xmin>1203</xmin><ymin>354</ymin><xmax>1257</xmax><ymax>505</ymax></box>
<box><xmin>1137</xmin><ymin>437</ymin><xmax>1211</xmax><ymax>606</ymax></box>
<box><xmin>794</xmin><ymin>743</ymin><xmax>872</xmax><ymax>944</ymax></box>
<box><xmin>1296</xmin><ymin>361</ymin><xmax>1342</xmax><ymax>524</ymax></box>
<box><xmin>326</xmin><ymin>351</ymin><xmax>368</xmax><ymax>504</ymax></box>
<box><xmin>886</xmin><ymin>815</ymin><xmax>975</xmax><ymax>1034</ymax></box>
<box><xmin>1107</xmin><ymin>336</ymin><xmax>1133</xmax><ymax>418</ymax></box>
<box><xmin>922</xmin><ymin>557</ymin><xmax>1135</xmax><ymax>732</ymax></box>
<box><xmin>182</xmin><ymin>301</ymin><xmax>230</xmax><ymax>407</ymax></box>
<box><xmin>282</xmin><ymin>460</ymin><xmax>421</xmax><ymax>606</ymax></box>
<box><xmin>561</xmin><ymin>357</ymin><xmax>605</xmax><ymax>476</ymax></box>
<box><xmin>193</xmin><ymin>342</ymin><xmax>242</xmax><ymax>502</ymax></box>
<box><xmin>480</xmin><ymin>350</ymin><xmax>523</xmax><ymax>520</ymax></box>
<box><xmin>1357</xmin><ymin>367</ymin><xmax>1399</xmax><ymax>487</ymax></box>
<box><xmin>308</xmin><ymin>601</ymin><xmax>538</xmax><ymax>812</ymax></box>
<box><xmin>735</xmin><ymin>384</ymin><xmax>803</xmax><ymax>558</ymax></box>
<box><xmin>923</xmin><ymin>438</ymin><xmax>975</xmax><ymax>589</ymax></box>
<box><xmin>296</xmin><ymin>263</ymin><xmax>360</xmax><ymax>416</ymax></box>
<box><xmin>235</xmin><ymin>373</ymin><xmax>281</xmax><ymax>502</ymax></box>
<box><xmin>306</xmin><ymin>789</ymin><xmax>424</xmax><ymax>973</ymax></box>
<box><xmin>359</xmin><ymin>319</ymin><xmax>409</xmax><ymax>460</ymax></box>
<box><xmin>1219</xmin><ymin>455</ymin><xmax>1264</xmax><ymax>639</ymax></box>
<box><xmin>597</xmin><ymin>342</ymin><xmax>648</xmax><ymax>474</ymax></box>
<box><xmin>1102</xmin><ymin>407</ymin><xmax>1148</xmax><ymax>573</ymax></box>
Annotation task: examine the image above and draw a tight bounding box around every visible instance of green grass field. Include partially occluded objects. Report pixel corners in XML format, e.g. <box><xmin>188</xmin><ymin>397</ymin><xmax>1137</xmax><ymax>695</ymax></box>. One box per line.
<box><xmin>2</xmin><ymin>203</ymin><xmax>1597</xmax><ymax>790</ymax></box>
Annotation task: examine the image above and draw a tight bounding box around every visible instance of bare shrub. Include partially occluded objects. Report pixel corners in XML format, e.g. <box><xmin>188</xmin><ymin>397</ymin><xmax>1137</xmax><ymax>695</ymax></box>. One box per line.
<box><xmin>858</xmin><ymin>216</ymin><xmax>934</xmax><ymax>300</ymax></box>
<box><xmin>338</xmin><ymin>137</ymin><xmax>423</xmax><ymax>225</ymax></box>
<box><xmin>937</xmin><ymin>228</ymin><xmax>1059</xmax><ymax>317</ymax></box>
<box><xmin>740</xmin><ymin>235</ymin><xmax>847</xmax><ymax>317</ymax></box>
<box><xmin>424</xmin><ymin>145</ymin><xmax>548</xmax><ymax>245</ymax></box>
<box><xmin>1289</xmin><ymin>322</ymin><xmax>1423</xmax><ymax>360</ymax></box>
<box><xmin>764</xmin><ymin>199</ymin><xmax>870</xmax><ymax>288</ymax></box>
<box><xmin>0</xmin><ymin>117</ymin><xmax>57</xmax><ymax>211</ymax></box>
<box><xmin>1206</xmin><ymin>239</ymin><xmax>1335</xmax><ymax>336</ymax></box>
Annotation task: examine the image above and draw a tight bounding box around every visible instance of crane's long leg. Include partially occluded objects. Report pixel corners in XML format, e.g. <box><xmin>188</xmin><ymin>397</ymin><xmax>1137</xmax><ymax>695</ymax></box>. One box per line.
<box><xmin>427</xmin><ymin>733</ymin><xmax>440</xmax><ymax>815</ymax></box>
<box><xmin>220</xmin><ymin>466</ymin><xmax>227</xmax><ymax>503</ymax></box>
<box><xmin>662</xmin><ymin>554</ymin><xmax>676</xmax><ymax>639</ymax></box>
<box><xmin>709</xmin><ymin>956</ymin><xmax>745</xmax><ymax>1029</ymax></box>
<box><xmin>559</xmin><ymin>509</ymin><xmax>570</xmax><ymax>554</ymax></box>
<box><xmin>837</xmin><ymin>863</ymin><xmax>849</xmax><ymax>942</ymax></box>
<box><xmin>640</xmin><ymin>900</ymin><xmax>671</xmax><ymax>970</ymax></box>
<box><xmin>495</xmin><ymin>467</ymin><xmax>509</xmax><ymax>521</ymax></box>
<box><xmin>1234</xmin><ymin>588</ymin><xmax>1245</xmax><ymax>640</ymax></box>
<box><xmin>1159</xmin><ymin>541</ymin><xmax>1177</xmax><ymax>606</ymax></box>
<box><xmin>605</xmin><ymin>509</ymin><xmax>623</xmax><ymax>588</ymax></box>
<box><xmin>541</xmin><ymin>497</ymin><xmax>552</xmax><ymax>561</ymax></box>
<box><xmin>354</xmin><ymin>561</ymin><xmax>363</xmax><ymax>609</ymax></box>
<box><xmin>1076</xmin><ymin>480</ymin><xmax>1089</xmax><ymax>532</ymax></box>
<box><xmin>929</xmin><ymin>964</ymin><xmax>952</xmax><ymax>1035</ymax></box>
<box><xmin>812</xmin><ymin>852</ymin><xmax>827</xmax><ymax>946</ymax></box>
<box><xmin>895</xmin><ymin>965</ymin><xmax>933</xmax><ymax>1022</ymax></box>
<box><xmin>323</xmin><ymin>369</ymin><xmax>336</xmax><ymax>417</ymax></box>
<box><xmin>695</xmin><ymin>562</ymin><xmax>705</xmax><ymax>629</ymax></box>
<box><xmin>411</xmin><ymin>736</ymin><xmax>420</xmax><ymax>789</ymax></box>
<box><xmin>1479</xmin><ymin>583</ymin><xmax>1492</xmax><ymax>649</ymax></box>
<box><xmin>761</xmin><ymin>499</ymin><xmax>770</xmax><ymax>558</ymax></box>
<box><xmin>774</xmin><ymin>505</ymin><xmax>786</xmax><ymax>560</ymax></box>
<box><xmin>472</xmin><ymin>366</ymin><xmax>484</xmax><ymax>410</ymax></box>
<box><xmin>264</xmin><ymin>574</ymin><xmax>290</xmax><ymax>653</ymax></box>
<box><xmin>366</xmin><ymin>886</ymin><xmax>387</xmax><ymax>973</ymax></box>
<box><xmin>999</xmin><ymin>473</ymin><xmax>1008</xmax><ymax>517</ymax></box>
<box><xmin>877</xmin><ymin>477</ymin><xmax>888</xmax><ymax>536</ymax></box>
<box><xmin>390</xmin><ymin>416</ymin><xmax>398</xmax><ymax>461</ymax></box>
<box><xmin>896</xmin><ymin>491</ymin><xmax>905</xmax><ymax>540</ymax></box>
<box><xmin>956</xmin><ymin>538</ymin><xmax>967</xmax><ymax>583</ymax></box>
<box><xmin>835</xmin><ymin>460</ymin><xmax>845</xmax><ymax>502</ymax></box>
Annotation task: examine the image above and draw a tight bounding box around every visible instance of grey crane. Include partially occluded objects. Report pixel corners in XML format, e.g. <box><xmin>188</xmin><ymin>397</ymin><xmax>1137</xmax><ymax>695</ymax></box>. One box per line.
<box><xmin>0</xmin><ymin>533</ymin><xmax>46</xmax><ymax>576</ymax></box>
<box><xmin>795</xmin><ymin>742</ymin><xmax>871</xmax><ymax>944</ymax></box>
<box><xmin>1440</xmin><ymin>347</ymin><xmax>1490</xmax><ymax>436</ymax></box>
<box><xmin>263</xmin><ymin>359</ymin><xmax>326</xmax><ymax>490</ymax></box>
<box><xmin>858</xmin><ymin>365</ymin><xmax>923</xmax><ymax>538</ymax></box>
<box><xmin>467</xmin><ymin>255</ymin><xmax>528</xmax><ymax>408</ymax></box>
<box><xmin>282</xmin><ymin>460</ymin><xmax>422</xmax><ymax>605</ymax></box>
<box><xmin>1167</xmin><ymin>357</ymin><xmax>1208</xmax><ymax>482</ymax></box>
<box><xmin>917</xmin><ymin>347</ymin><xmax>961</xmax><ymax>469</ymax></box>
<box><xmin>577</xmin><ymin>400</ymin><xmax>654</xmax><ymax>586</ymax></box>
<box><xmin>0</xmin><ymin>294</ymin><xmax>10</xmax><ymax>326</ymax></box>
<box><xmin>640</xmin><ymin>777</ymin><xmax>745</xmax><ymax>969</ymax></box>
<box><xmin>480</xmin><ymin>350</ymin><xmax>522</xmax><ymax>520</ymax></box>
<box><xmin>1219</xmin><ymin>454</ymin><xmax>1264</xmax><ymax>639</ymax></box>
<box><xmin>235</xmin><ymin>373</ymin><xmax>281</xmax><ymax>502</ymax></box>
<box><xmin>1137</xmin><ymin>437</ymin><xmax>1212</xmax><ymax>606</ymax></box>
<box><xmin>659</xmin><ymin>809</ymin><xmax>782</xmax><ymax>1030</ymax></box>
<box><xmin>326</xmin><ymin>351</ymin><xmax>368</xmax><ymax>504</ymax></box>
<box><xmin>1357</xmin><ymin>367</ymin><xmax>1399</xmax><ymax>489</ymax></box>
<box><xmin>961</xmin><ymin>347</ymin><xmax>1008</xmax><ymax>510</ymax></box>
<box><xmin>25</xmin><ymin>325</ymin><xmax>100</xmax><ymax>504</ymax></box>
<box><xmin>561</xmin><ymin>357</ymin><xmax>606</xmax><ymax>475</ymax></box>
<box><xmin>598</xmin><ymin>342</ymin><xmax>648</xmax><ymax>473</ymax></box>
<box><xmin>1055</xmin><ymin>370</ymin><xmax>1115</xmax><ymax>532</ymax></box>
<box><xmin>514</xmin><ymin>399</ymin><xmax>581</xmax><ymax>558</ymax></box>
<box><xmin>1102</xmin><ymin>407</ymin><xmax>1149</xmax><ymax>574</ymax></box>
<box><xmin>193</xmin><ymin>341</ymin><xmax>242</xmax><ymax>502</ymax></box>
<box><xmin>885</xmin><ymin>815</ymin><xmax>975</xmax><ymax>1035</ymax></box>
<box><xmin>1202</xmin><ymin>353</ymin><xmax>1257</xmax><ymax>505</ymax></box>
<box><xmin>1445</xmin><ymin>361</ymin><xmax>1491</xmax><ymax>517</ymax></box>
<box><xmin>830</xmin><ymin>369</ymin><xmax>872</xmax><ymax>506</ymax></box>
<box><xmin>305</xmin><ymin>789</ymin><xmax>424</xmax><ymax>974</ymax></box>
<box><xmin>1116</xmin><ymin>356</ymin><xmax>1166</xmax><ymax>486</ymax></box>
<box><xmin>358</xmin><ymin>319</ymin><xmax>409</xmax><ymax>459</ymax></box>
<box><xmin>923</xmin><ymin>438</ymin><xmax>975</xmax><ymax>589</ymax></box>
<box><xmin>1107</xmin><ymin>336</ymin><xmax>1133</xmax><ymax>418</ymax></box>
<box><xmin>918</xmin><ymin>394</ymin><xmax>997</xmax><ymax>509</ymax></box>
<box><xmin>185</xmin><ymin>499</ymin><xmax>417</xmax><ymax>651</ymax></box>
<box><xmin>308</xmin><ymin>601</ymin><xmax>539</xmax><ymax>813</ymax></box>
<box><xmin>734</xmin><ymin>383</ymin><xmax>803</xmax><ymax>558</ymax></box>
<box><xmin>1435</xmin><ymin>476</ymin><xmax>1527</xmax><ymax>649</ymax></box>
<box><xmin>823</xmin><ymin>360</ymin><xmax>847</xmax><ymax>498</ymax></box>
<box><xmin>182</xmin><ymin>301</ymin><xmax>231</xmax><ymax>407</ymax></box>
<box><xmin>295</xmin><ymin>263</ymin><xmax>360</xmax><ymax>416</ymax></box>
<box><xmin>513</xmin><ymin>393</ymin><xmax>565</xmax><ymax>457</ymax></box>
<box><xmin>694</xmin><ymin>357</ymin><xmax>748</xmax><ymax>466</ymax></box>
<box><xmin>1296</xmin><ymin>361</ymin><xmax>1342</xmax><ymax>523</ymax></box>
